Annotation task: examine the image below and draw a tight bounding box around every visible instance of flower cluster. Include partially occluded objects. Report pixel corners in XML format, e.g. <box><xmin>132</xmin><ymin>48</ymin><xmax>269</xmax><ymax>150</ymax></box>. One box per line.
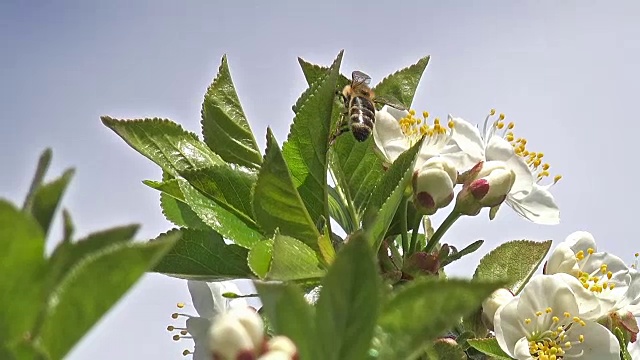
<box><xmin>484</xmin><ymin>231</ymin><xmax>640</xmax><ymax>359</ymax></box>
<box><xmin>373</xmin><ymin>107</ymin><xmax>561</xmax><ymax>224</ymax></box>
<box><xmin>168</xmin><ymin>281</ymin><xmax>298</xmax><ymax>360</ymax></box>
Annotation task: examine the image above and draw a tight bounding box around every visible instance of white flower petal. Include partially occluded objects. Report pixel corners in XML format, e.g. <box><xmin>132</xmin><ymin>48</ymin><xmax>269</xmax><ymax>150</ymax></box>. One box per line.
<box><xmin>565</xmin><ymin>231</ymin><xmax>597</xmax><ymax>252</ymax></box>
<box><xmin>485</xmin><ymin>136</ymin><xmax>533</xmax><ymax>196</ymax></box>
<box><xmin>552</xmin><ymin>273</ymin><xmax>602</xmax><ymax>319</ymax></box>
<box><xmin>512</xmin><ymin>337</ymin><xmax>534</xmax><ymax>360</ymax></box>
<box><xmin>448</xmin><ymin>115</ymin><xmax>485</xmax><ymax>164</ymax></box>
<box><xmin>187</xmin><ymin>281</ymin><xmax>245</xmax><ymax>319</ymax></box>
<box><xmin>566</xmin><ymin>320</ymin><xmax>620</xmax><ymax>359</ymax></box>
<box><xmin>545</xmin><ymin>243</ymin><xmax>580</xmax><ymax>276</ymax></box>
<box><xmin>186</xmin><ymin>317</ymin><xmax>213</xmax><ymax>360</ymax></box>
<box><xmin>494</xmin><ymin>299</ymin><xmax>521</xmax><ymax>357</ymax></box>
<box><xmin>373</xmin><ymin>106</ymin><xmax>408</xmax><ymax>163</ymax></box>
<box><xmin>506</xmin><ymin>184</ymin><xmax>559</xmax><ymax>225</ymax></box>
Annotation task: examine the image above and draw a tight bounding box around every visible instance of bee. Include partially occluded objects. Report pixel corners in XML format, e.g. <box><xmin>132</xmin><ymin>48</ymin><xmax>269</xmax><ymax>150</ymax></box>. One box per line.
<box><xmin>331</xmin><ymin>71</ymin><xmax>406</xmax><ymax>143</ymax></box>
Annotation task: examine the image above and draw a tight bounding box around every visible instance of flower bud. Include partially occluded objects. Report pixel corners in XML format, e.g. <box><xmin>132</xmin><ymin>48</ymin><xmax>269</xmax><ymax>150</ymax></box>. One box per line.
<box><xmin>402</xmin><ymin>252</ymin><xmax>440</xmax><ymax>279</ymax></box>
<box><xmin>455</xmin><ymin>161</ymin><xmax>515</xmax><ymax>216</ymax></box>
<box><xmin>264</xmin><ymin>336</ymin><xmax>298</xmax><ymax>358</ymax></box>
<box><xmin>258</xmin><ymin>350</ymin><xmax>296</xmax><ymax>360</ymax></box>
<box><xmin>208</xmin><ymin>307</ymin><xmax>265</xmax><ymax>360</ymax></box>
<box><xmin>481</xmin><ymin>288</ymin><xmax>514</xmax><ymax>330</ymax></box>
<box><xmin>412</xmin><ymin>158</ymin><xmax>457</xmax><ymax>215</ymax></box>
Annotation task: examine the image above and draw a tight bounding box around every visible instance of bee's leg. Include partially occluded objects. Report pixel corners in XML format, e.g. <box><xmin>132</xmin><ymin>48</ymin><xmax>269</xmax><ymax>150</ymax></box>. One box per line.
<box><xmin>335</xmin><ymin>90</ymin><xmax>347</xmax><ymax>105</ymax></box>
<box><xmin>329</xmin><ymin>120</ymin><xmax>351</xmax><ymax>145</ymax></box>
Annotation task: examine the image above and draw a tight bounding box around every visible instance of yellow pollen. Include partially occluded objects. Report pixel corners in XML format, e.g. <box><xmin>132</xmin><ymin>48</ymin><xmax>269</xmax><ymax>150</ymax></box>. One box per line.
<box><xmin>409</xmin><ymin>109</ymin><xmax>416</xmax><ymax>116</ymax></box>
<box><xmin>508</xmin><ymin>122</ymin><xmax>515</xmax><ymax>129</ymax></box>
<box><xmin>490</xmin><ymin>108</ymin><xmax>496</xmax><ymax>115</ymax></box>
<box><xmin>552</xmin><ymin>316</ymin><xmax>559</xmax><ymax>322</ymax></box>
<box><xmin>588</xmin><ymin>248</ymin><xmax>594</xmax><ymax>255</ymax></box>
<box><xmin>536</xmin><ymin>311</ymin><xmax>543</xmax><ymax>316</ymax></box>
<box><xmin>563</xmin><ymin>312</ymin><xmax>570</xmax><ymax>318</ymax></box>
<box><xmin>499</xmin><ymin>113</ymin><xmax>505</xmax><ymax>120</ymax></box>
<box><xmin>496</xmin><ymin>121</ymin><xmax>505</xmax><ymax>129</ymax></box>
<box><xmin>176</xmin><ymin>302</ymin><xmax>185</xmax><ymax>309</ymax></box>
<box><xmin>545</xmin><ymin>307</ymin><xmax>552</xmax><ymax>313</ymax></box>
<box><xmin>423</xmin><ymin>111</ymin><xmax>429</xmax><ymax>118</ymax></box>
<box><xmin>579</xmin><ymin>335</ymin><xmax>584</xmax><ymax>342</ymax></box>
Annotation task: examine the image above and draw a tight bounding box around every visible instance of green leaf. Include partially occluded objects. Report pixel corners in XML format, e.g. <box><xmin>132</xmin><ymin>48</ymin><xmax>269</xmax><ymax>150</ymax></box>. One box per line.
<box><xmin>362</xmin><ymin>138</ymin><xmax>423</xmax><ymax>251</ymax></box>
<box><xmin>144</xmin><ymin>178</ymin><xmax>184</xmax><ymax>200</ymax></box>
<box><xmin>29</xmin><ymin>168</ymin><xmax>75</xmax><ymax>236</ymax></box>
<box><xmin>152</xmin><ymin>229</ymin><xmax>252</xmax><ymax>280</ymax></box>
<box><xmin>37</xmin><ymin>233</ymin><xmax>178</xmax><ymax>359</ymax></box>
<box><xmin>267</xmin><ymin>234</ymin><xmax>325</xmax><ymax>282</ymax></box>
<box><xmin>330</xmin><ymin>136</ymin><xmax>385</xmax><ymax>217</ymax></box>
<box><xmin>22</xmin><ymin>148</ymin><xmax>52</xmax><ymax>212</ymax></box>
<box><xmin>441</xmin><ymin>240</ymin><xmax>484</xmax><ymax>267</ymax></box>
<box><xmin>466</xmin><ymin>338</ymin><xmax>512</xmax><ymax>360</ymax></box>
<box><xmin>282</xmin><ymin>51</ymin><xmax>343</xmax><ymax>226</ymax></box>
<box><xmin>315</xmin><ymin>232</ymin><xmax>379</xmax><ymax>360</ymax></box>
<box><xmin>378</xmin><ymin>278</ymin><xmax>502</xmax><ymax>359</ymax></box>
<box><xmin>372</xmin><ymin>56</ymin><xmax>430</xmax><ymax>109</ymax></box>
<box><xmin>179</xmin><ymin>179</ymin><xmax>264</xmax><ymax>248</ymax></box>
<box><xmin>255</xmin><ymin>282</ymin><xmax>317</xmax><ymax>360</ymax></box>
<box><xmin>297</xmin><ymin>57</ymin><xmax>350</xmax><ymax>88</ymax></box>
<box><xmin>47</xmin><ymin>224</ymin><xmax>139</xmax><ymax>290</ymax></box>
<box><xmin>159</xmin><ymin>192</ymin><xmax>209</xmax><ymax>230</ymax></box>
<box><xmin>474</xmin><ymin>240</ymin><xmax>552</xmax><ymax>294</ymax></box>
<box><xmin>101</xmin><ymin>117</ymin><xmax>223</xmax><ymax>177</ymax></box>
<box><xmin>61</xmin><ymin>209</ymin><xmax>74</xmax><ymax>243</ymax></box>
<box><xmin>0</xmin><ymin>200</ymin><xmax>45</xmax><ymax>350</ymax></box>
<box><xmin>179</xmin><ymin>165</ymin><xmax>257</xmax><ymax>222</ymax></box>
<box><xmin>248</xmin><ymin>240</ymin><xmax>273</xmax><ymax>278</ymax></box>
<box><xmin>201</xmin><ymin>55</ymin><xmax>262</xmax><ymax>169</ymax></box>
<box><xmin>253</xmin><ymin>129</ymin><xmax>320</xmax><ymax>248</ymax></box>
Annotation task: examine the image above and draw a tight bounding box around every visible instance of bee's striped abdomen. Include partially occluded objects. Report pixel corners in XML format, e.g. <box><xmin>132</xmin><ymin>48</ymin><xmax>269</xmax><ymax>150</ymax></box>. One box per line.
<box><xmin>349</xmin><ymin>96</ymin><xmax>376</xmax><ymax>142</ymax></box>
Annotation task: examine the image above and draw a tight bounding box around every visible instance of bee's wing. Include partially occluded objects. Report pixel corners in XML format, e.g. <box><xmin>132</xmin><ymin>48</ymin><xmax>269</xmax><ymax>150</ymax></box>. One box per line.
<box><xmin>374</xmin><ymin>94</ymin><xmax>408</xmax><ymax>111</ymax></box>
<box><xmin>352</xmin><ymin>70</ymin><xmax>371</xmax><ymax>86</ymax></box>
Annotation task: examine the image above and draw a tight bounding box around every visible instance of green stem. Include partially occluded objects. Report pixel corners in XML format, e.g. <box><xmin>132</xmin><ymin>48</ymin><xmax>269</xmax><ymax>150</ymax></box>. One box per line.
<box><xmin>400</xmin><ymin>197</ymin><xmax>409</xmax><ymax>259</ymax></box>
<box><xmin>423</xmin><ymin>210</ymin><xmax>462</xmax><ymax>253</ymax></box>
<box><xmin>408</xmin><ymin>213</ymin><xmax>422</xmax><ymax>255</ymax></box>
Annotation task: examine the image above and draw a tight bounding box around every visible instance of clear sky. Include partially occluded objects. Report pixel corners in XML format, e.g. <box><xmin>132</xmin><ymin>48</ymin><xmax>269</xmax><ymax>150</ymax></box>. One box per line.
<box><xmin>2</xmin><ymin>1</ymin><xmax>640</xmax><ymax>359</ymax></box>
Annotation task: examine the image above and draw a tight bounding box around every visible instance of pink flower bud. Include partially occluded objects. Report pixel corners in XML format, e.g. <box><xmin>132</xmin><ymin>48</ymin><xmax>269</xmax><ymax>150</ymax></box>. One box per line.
<box><xmin>208</xmin><ymin>307</ymin><xmax>265</xmax><ymax>360</ymax></box>
<box><xmin>412</xmin><ymin>158</ymin><xmax>457</xmax><ymax>215</ymax></box>
<box><xmin>261</xmin><ymin>336</ymin><xmax>298</xmax><ymax>359</ymax></box>
<box><xmin>455</xmin><ymin>161</ymin><xmax>515</xmax><ymax>216</ymax></box>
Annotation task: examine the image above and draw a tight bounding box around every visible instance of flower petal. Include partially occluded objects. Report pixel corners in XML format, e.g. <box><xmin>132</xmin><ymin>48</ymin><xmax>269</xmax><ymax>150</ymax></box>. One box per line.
<box><xmin>186</xmin><ymin>317</ymin><xmax>213</xmax><ymax>360</ymax></box>
<box><xmin>545</xmin><ymin>242</ymin><xmax>580</xmax><ymax>276</ymax></box>
<box><xmin>494</xmin><ymin>299</ymin><xmax>521</xmax><ymax>357</ymax></box>
<box><xmin>447</xmin><ymin>115</ymin><xmax>484</xmax><ymax>167</ymax></box>
<box><xmin>373</xmin><ymin>106</ymin><xmax>408</xmax><ymax>163</ymax></box>
<box><xmin>565</xmin><ymin>231</ymin><xmax>597</xmax><ymax>253</ymax></box>
<box><xmin>506</xmin><ymin>184</ymin><xmax>560</xmax><ymax>225</ymax></box>
<box><xmin>485</xmin><ymin>136</ymin><xmax>533</xmax><ymax>196</ymax></box>
<box><xmin>564</xmin><ymin>320</ymin><xmax>620</xmax><ymax>359</ymax></box>
<box><xmin>188</xmin><ymin>281</ymin><xmax>244</xmax><ymax>319</ymax></box>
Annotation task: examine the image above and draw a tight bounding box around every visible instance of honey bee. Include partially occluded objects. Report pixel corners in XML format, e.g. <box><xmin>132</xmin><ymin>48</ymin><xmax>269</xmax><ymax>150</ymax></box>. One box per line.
<box><xmin>331</xmin><ymin>71</ymin><xmax>406</xmax><ymax>143</ymax></box>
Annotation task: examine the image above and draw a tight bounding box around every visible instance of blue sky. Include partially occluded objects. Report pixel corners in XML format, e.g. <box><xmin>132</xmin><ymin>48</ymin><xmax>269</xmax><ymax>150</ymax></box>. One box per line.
<box><xmin>3</xmin><ymin>1</ymin><xmax>640</xmax><ymax>358</ymax></box>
